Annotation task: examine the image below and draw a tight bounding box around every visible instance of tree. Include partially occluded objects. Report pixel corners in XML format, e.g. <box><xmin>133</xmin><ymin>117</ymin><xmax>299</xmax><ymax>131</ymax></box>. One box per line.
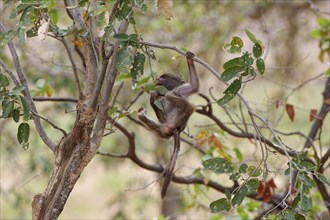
<box><xmin>1</xmin><ymin>0</ymin><xmax>329</xmax><ymax>219</ymax></box>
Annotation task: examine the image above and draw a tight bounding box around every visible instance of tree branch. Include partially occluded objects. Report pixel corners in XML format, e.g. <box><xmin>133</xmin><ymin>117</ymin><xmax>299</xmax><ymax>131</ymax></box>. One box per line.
<box><xmin>0</xmin><ymin>22</ymin><xmax>57</xmax><ymax>152</ymax></box>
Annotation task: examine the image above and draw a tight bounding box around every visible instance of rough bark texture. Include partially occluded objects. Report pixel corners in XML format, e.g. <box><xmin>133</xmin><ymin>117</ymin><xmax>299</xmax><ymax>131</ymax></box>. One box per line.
<box><xmin>32</xmin><ymin>101</ymin><xmax>96</xmax><ymax>219</ymax></box>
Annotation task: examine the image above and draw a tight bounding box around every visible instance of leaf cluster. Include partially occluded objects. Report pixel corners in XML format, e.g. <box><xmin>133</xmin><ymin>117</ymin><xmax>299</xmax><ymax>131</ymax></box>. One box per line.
<box><xmin>218</xmin><ymin>30</ymin><xmax>265</xmax><ymax>105</ymax></box>
<box><xmin>0</xmin><ymin>74</ymin><xmax>30</xmax><ymax>149</ymax></box>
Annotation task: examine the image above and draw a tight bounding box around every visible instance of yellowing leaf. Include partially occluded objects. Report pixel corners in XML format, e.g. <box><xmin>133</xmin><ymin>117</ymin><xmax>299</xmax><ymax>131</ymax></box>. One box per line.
<box><xmin>72</xmin><ymin>39</ymin><xmax>83</xmax><ymax>48</ymax></box>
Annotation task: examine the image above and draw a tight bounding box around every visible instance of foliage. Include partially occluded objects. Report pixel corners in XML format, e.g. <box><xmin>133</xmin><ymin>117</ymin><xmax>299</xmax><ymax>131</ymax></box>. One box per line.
<box><xmin>0</xmin><ymin>0</ymin><xmax>329</xmax><ymax>219</ymax></box>
<box><xmin>218</xmin><ymin>30</ymin><xmax>265</xmax><ymax>105</ymax></box>
<box><xmin>0</xmin><ymin>74</ymin><xmax>30</xmax><ymax>149</ymax></box>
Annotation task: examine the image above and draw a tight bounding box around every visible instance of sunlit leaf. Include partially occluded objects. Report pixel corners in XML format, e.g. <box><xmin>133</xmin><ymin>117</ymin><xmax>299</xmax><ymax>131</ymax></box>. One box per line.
<box><xmin>234</xmin><ymin>147</ymin><xmax>243</xmax><ymax>161</ymax></box>
<box><xmin>325</xmin><ymin>68</ymin><xmax>330</xmax><ymax>76</ymax></box>
<box><xmin>245</xmin><ymin>29</ymin><xmax>258</xmax><ymax>44</ymax></box>
<box><xmin>224</xmin><ymin>36</ymin><xmax>243</xmax><ymax>54</ymax></box>
<box><xmin>49</xmin><ymin>9</ymin><xmax>58</xmax><ymax>24</ymax></box>
<box><xmin>247</xmin><ymin>166</ymin><xmax>262</xmax><ymax>177</ymax></box>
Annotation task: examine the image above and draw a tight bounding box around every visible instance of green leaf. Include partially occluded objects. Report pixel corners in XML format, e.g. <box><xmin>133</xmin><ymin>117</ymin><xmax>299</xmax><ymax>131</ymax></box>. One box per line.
<box><xmin>315</xmin><ymin>173</ymin><xmax>330</xmax><ymax>186</ymax></box>
<box><xmin>210</xmin><ymin>198</ymin><xmax>231</xmax><ymax>213</ymax></box>
<box><xmin>325</xmin><ymin>68</ymin><xmax>330</xmax><ymax>76</ymax></box>
<box><xmin>253</xmin><ymin>43</ymin><xmax>262</xmax><ymax>58</ymax></box>
<box><xmin>12</xmin><ymin>108</ymin><xmax>20</xmax><ymax>123</ymax></box>
<box><xmin>2</xmin><ymin>100</ymin><xmax>14</xmax><ymax>118</ymax></box>
<box><xmin>223</xmin><ymin>57</ymin><xmax>245</xmax><ymax>69</ymax></box>
<box><xmin>0</xmin><ymin>74</ymin><xmax>10</xmax><ymax>87</ymax></box>
<box><xmin>292</xmin><ymin>193</ymin><xmax>301</xmax><ymax>208</ymax></box>
<box><xmin>234</xmin><ymin>147</ymin><xmax>243</xmax><ymax>161</ymax></box>
<box><xmin>114</xmin><ymin>33</ymin><xmax>129</xmax><ymax>41</ymax></box>
<box><xmin>154</xmin><ymin>99</ymin><xmax>164</xmax><ymax>112</ymax></box>
<box><xmin>102</xmin><ymin>24</ymin><xmax>113</xmax><ymax>40</ymax></box>
<box><xmin>131</xmin><ymin>53</ymin><xmax>145</xmax><ymax>80</ymax></box>
<box><xmin>300</xmin><ymin>173</ymin><xmax>316</xmax><ymax>188</ymax></box>
<box><xmin>224</xmin><ymin>36</ymin><xmax>243</xmax><ymax>54</ymax></box>
<box><xmin>115</xmin><ymin>47</ymin><xmax>132</xmax><ymax>74</ymax></box>
<box><xmin>243</xmin><ymin>53</ymin><xmax>254</xmax><ymax>65</ymax></box>
<box><xmin>202</xmin><ymin>157</ymin><xmax>235</xmax><ymax>174</ymax></box>
<box><xmin>221</xmin><ymin>66</ymin><xmax>245</xmax><ymax>81</ymax></box>
<box><xmin>281</xmin><ymin>208</ymin><xmax>295</xmax><ymax>220</ymax></box>
<box><xmin>17</xmin><ymin>27</ymin><xmax>26</xmax><ymax>44</ymax></box>
<box><xmin>49</xmin><ymin>9</ymin><xmax>58</xmax><ymax>24</ymax></box>
<box><xmin>317</xmin><ymin>17</ymin><xmax>330</xmax><ymax>28</ymax></box>
<box><xmin>256</xmin><ymin>58</ymin><xmax>265</xmax><ymax>75</ymax></box>
<box><xmin>17</xmin><ymin>122</ymin><xmax>30</xmax><ymax>144</ymax></box>
<box><xmin>0</xmin><ymin>30</ymin><xmax>16</xmax><ymax>46</ymax></box>
<box><xmin>225</xmin><ymin>189</ymin><xmax>231</xmax><ymax>201</ymax></box>
<box><xmin>229</xmin><ymin>172</ymin><xmax>240</xmax><ymax>181</ymax></box>
<box><xmin>137</xmin><ymin>76</ymin><xmax>150</xmax><ymax>86</ymax></box>
<box><xmin>217</xmin><ymin>94</ymin><xmax>234</xmax><ymax>106</ymax></box>
<box><xmin>141</xmin><ymin>4</ymin><xmax>148</xmax><ymax>12</ymax></box>
<box><xmin>156</xmin><ymin>86</ymin><xmax>168</xmax><ymax>96</ymax></box>
<box><xmin>245</xmin><ymin>178</ymin><xmax>259</xmax><ymax>194</ymax></box>
<box><xmin>309</xmin><ymin>29</ymin><xmax>322</xmax><ymax>39</ymax></box>
<box><xmin>232</xmin><ymin>185</ymin><xmax>248</xmax><ymax>206</ymax></box>
<box><xmin>247</xmin><ymin>166</ymin><xmax>262</xmax><ymax>177</ymax></box>
<box><xmin>107</xmin><ymin>106</ymin><xmax>118</xmax><ymax>116</ymax></box>
<box><xmin>300</xmin><ymin>195</ymin><xmax>312</xmax><ymax>213</ymax></box>
<box><xmin>19</xmin><ymin>95</ymin><xmax>30</xmax><ymax>121</ymax></box>
<box><xmin>245</xmin><ymin>29</ymin><xmax>258</xmax><ymax>44</ymax></box>
<box><xmin>90</xmin><ymin>5</ymin><xmax>106</xmax><ymax>16</ymax></box>
<box><xmin>35</xmin><ymin>78</ymin><xmax>46</xmax><ymax>89</ymax></box>
<box><xmin>239</xmin><ymin>163</ymin><xmax>248</xmax><ymax>173</ymax></box>
<box><xmin>223</xmin><ymin>79</ymin><xmax>241</xmax><ymax>95</ymax></box>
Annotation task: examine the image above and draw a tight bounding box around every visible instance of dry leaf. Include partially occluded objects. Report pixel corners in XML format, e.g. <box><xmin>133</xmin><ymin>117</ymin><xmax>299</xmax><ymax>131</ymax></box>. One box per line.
<box><xmin>72</xmin><ymin>39</ymin><xmax>84</xmax><ymax>48</ymax></box>
<box><xmin>275</xmin><ymin>100</ymin><xmax>282</xmax><ymax>109</ymax></box>
<box><xmin>324</xmin><ymin>98</ymin><xmax>330</xmax><ymax>105</ymax></box>
<box><xmin>309</xmin><ymin>109</ymin><xmax>317</xmax><ymax>122</ymax></box>
<box><xmin>157</xmin><ymin>0</ymin><xmax>173</xmax><ymax>20</ymax></box>
<box><xmin>38</xmin><ymin>20</ymin><xmax>50</xmax><ymax>41</ymax></box>
<box><xmin>285</xmin><ymin>104</ymin><xmax>295</xmax><ymax>122</ymax></box>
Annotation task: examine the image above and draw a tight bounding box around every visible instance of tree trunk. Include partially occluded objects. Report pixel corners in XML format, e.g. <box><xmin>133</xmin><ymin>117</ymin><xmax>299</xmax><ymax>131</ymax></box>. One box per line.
<box><xmin>32</xmin><ymin>101</ymin><xmax>97</xmax><ymax>219</ymax></box>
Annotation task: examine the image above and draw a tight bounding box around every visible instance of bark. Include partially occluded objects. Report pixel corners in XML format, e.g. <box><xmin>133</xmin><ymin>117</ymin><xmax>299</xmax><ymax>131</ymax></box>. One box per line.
<box><xmin>31</xmin><ymin>14</ymin><xmax>129</xmax><ymax>219</ymax></box>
